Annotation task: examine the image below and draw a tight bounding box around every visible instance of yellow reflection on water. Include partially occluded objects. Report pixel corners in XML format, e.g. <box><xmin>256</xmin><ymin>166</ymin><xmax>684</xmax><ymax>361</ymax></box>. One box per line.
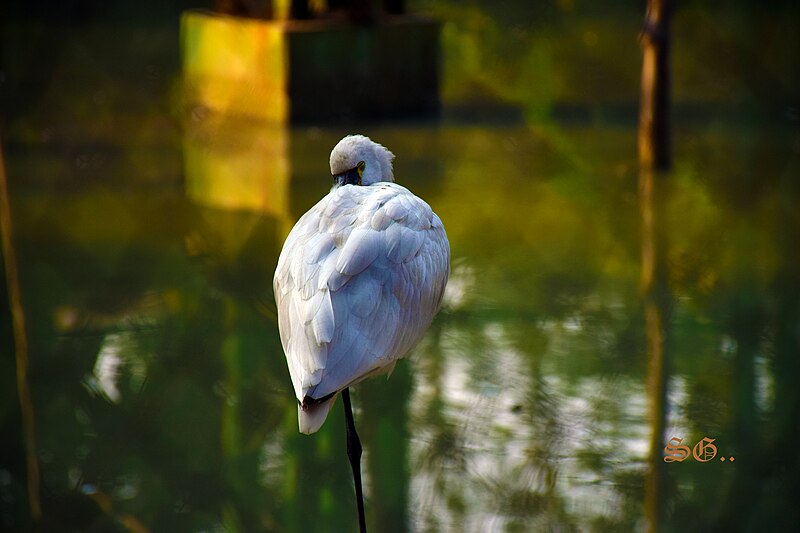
<box><xmin>183</xmin><ymin>114</ymin><xmax>290</xmax><ymax>219</ymax></box>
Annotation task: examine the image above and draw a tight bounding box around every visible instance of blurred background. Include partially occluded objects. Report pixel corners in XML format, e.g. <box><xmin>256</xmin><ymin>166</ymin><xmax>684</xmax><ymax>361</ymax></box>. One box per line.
<box><xmin>1</xmin><ymin>0</ymin><xmax>798</xmax><ymax>531</ymax></box>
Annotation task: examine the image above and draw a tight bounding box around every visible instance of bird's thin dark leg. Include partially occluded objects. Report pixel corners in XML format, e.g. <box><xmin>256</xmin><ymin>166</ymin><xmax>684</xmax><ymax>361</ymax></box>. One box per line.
<box><xmin>342</xmin><ymin>388</ymin><xmax>367</xmax><ymax>533</ymax></box>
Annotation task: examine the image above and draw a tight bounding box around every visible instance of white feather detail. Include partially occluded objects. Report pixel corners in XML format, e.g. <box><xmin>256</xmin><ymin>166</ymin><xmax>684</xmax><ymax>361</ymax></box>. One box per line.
<box><xmin>335</xmin><ymin>228</ymin><xmax>382</xmax><ymax>276</ymax></box>
<box><xmin>345</xmin><ymin>271</ymin><xmax>381</xmax><ymax>319</ymax></box>
<box><xmin>312</xmin><ymin>290</ymin><xmax>335</xmax><ymax>344</ymax></box>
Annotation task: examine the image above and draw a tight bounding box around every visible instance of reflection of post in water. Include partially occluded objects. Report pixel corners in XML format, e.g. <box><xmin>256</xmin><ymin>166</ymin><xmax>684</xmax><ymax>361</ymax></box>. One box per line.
<box><xmin>183</xmin><ymin>113</ymin><xmax>291</xmax><ymax>227</ymax></box>
<box><xmin>640</xmin><ymin>165</ymin><xmax>671</xmax><ymax>532</ymax></box>
<box><xmin>638</xmin><ymin>0</ymin><xmax>671</xmax><ymax>530</ymax></box>
<box><xmin>0</xmin><ymin>142</ymin><xmax>42</xmax><ymax>521</ymax></box>
<box><xmin>183</xmin><ymin>112</ymin><xmax>301</xmax><ymax>528</ymax></box>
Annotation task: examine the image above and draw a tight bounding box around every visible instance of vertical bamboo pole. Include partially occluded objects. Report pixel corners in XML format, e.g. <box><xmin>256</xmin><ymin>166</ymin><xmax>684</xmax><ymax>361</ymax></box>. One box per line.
<box><xmin>0</xmin><ymin>143</ymin><xmax>42</xmax><ymax>521</ymax></box>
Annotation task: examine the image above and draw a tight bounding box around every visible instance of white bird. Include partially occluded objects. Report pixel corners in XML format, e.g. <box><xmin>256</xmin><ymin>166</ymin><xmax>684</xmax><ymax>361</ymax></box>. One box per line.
<box><xmin>273</xmin><ymin>134</ymin><xmax>449</xmax><ymax>531</ymax></box>
<box><xmin>274</xmin><ymin>134</ymin><xmax>450</xmax><ymax>433</ymax></box>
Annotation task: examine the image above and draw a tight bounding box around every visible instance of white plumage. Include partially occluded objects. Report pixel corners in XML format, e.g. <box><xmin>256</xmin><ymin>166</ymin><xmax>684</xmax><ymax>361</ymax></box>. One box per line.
<box><xmin>274</xmin><ymin>135</ymin><xmax>450</xmax><ymax>434</ymax></box>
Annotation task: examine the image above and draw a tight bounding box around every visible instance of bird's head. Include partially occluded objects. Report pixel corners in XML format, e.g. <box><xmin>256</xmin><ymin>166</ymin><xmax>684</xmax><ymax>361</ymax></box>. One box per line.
<box><xmin>329</xmin><ymin>135</ymin><xmax>395</xmax><ymax>187</ymax></box>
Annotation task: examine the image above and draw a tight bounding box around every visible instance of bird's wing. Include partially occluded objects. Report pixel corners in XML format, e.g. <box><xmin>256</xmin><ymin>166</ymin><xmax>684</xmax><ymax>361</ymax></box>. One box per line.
<box><xmin>274</xmin><ymin>183</ymin><xmax>450</xmax><ymax>402</ymax></box>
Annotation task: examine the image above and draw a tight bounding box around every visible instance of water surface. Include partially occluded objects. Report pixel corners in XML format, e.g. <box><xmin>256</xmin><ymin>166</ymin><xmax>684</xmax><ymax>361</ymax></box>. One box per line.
<box><xmin>2</xmin><ymin>2</ymin><xmax>798</xmax><ymax>531</ymax></box>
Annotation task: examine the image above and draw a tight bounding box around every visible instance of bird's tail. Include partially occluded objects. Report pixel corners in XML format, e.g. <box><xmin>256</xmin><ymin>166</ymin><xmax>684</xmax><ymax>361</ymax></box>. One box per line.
<box><xmin>298</xmin><ymin>395</ymin><xmax>337</xmax><ymax>434</ymax></box>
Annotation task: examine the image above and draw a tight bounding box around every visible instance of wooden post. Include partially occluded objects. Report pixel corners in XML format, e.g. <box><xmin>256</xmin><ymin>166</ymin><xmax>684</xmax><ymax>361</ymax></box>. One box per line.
<box><xmin>639</xmin><ymin>0</ymin><xmax>671</xmax><ymax>531</ymax></box>
<box><xmin>0</xmin><ymin>143</ymin><xmax>42</xmax><ymax>522</ymax></box>
<box><xmin>639</xmin><ymin>0</ymin><xmax>671</xmax><ymax>172</ymax></box>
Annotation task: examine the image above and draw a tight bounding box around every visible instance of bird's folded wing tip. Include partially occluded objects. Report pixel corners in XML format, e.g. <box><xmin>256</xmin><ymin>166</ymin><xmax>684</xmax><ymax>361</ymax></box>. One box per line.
<box><xmin>298</xmin><ymin>394</ymin><xmax>337</xmax><ymax>434</ymax></box>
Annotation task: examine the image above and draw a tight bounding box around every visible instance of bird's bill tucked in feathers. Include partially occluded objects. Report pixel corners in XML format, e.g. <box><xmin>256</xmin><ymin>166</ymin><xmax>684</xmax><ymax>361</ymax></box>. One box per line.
<box><xmin>332</xmin><ymin>161</ymin><xmax>364</xmax><ymax>187</ymax></box>
<box><xmin>298</xmin><ymin>395</ymin><xmax>337</xmax><ymax>434</ymax></box>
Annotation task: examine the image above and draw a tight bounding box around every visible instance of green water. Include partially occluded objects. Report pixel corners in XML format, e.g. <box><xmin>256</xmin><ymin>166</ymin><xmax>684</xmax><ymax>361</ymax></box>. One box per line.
<box><xmin>2</xmin><ymin>2</ymin><xmax>799</xmax><ymax>532</ymax></box>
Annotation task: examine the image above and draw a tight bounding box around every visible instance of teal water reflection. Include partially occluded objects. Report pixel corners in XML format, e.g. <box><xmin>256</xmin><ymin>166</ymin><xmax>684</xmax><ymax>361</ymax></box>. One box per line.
<box><xmin>2</xmin><ymin>3</ymin><xmax>799</xmax><ymax>532</ymax></box>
